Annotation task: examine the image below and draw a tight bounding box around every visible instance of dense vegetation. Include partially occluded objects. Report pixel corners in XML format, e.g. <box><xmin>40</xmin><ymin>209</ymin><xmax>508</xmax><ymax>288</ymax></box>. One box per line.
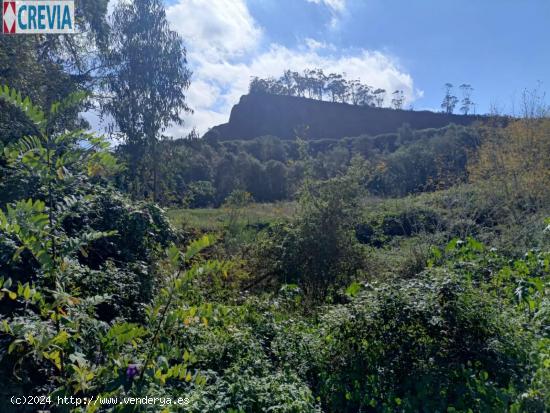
<box><xmin>134</xmin><ymin>122</ymin><xmax>481</xmax><ymax>205</ymax></box>
<box><xmin>1</xmin><ymin>84</ymin><xmax>548</xmax><ymax>412</ymax></box>
<box><xmin>0</xmin><ymin>1</ymin><xmax>548</xmax><ymax>412</ymax></box>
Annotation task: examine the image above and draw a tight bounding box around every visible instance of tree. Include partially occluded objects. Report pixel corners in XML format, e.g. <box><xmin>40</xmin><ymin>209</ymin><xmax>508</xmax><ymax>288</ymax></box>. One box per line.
<box><xmin>348</xmin><ymin>79</ymin><xmax>362</xmax><ymax>105</ymax></box>
<box><xmin>459</xmin><ymin>84</ymin><xmax>474</xmax><ymax>115</ymax></box>
<box><xmin>281</xmin><ymin>70</ymin><xmax>295</xmax><ymax>96</ymax></box>
<box><xmin>247</xmin><ymin>69</ymin><xmax>412</xmax><ymax>110</ymax></box>
<box><xmin>303</xmin><ymin>69</ymin><xmax>316</xmax><ymax>98</ymax></box>
<box><xmin>441</xmin><ymin>83</ymin><xmax>459</xmax><ymax>114</ymax></box>
<box><xmin>391</xmin><ymin>90</ymin><xmax>405</xmax><ymax>110</ymax></box>
<box><xmin>292</xmin><ymin>71</ymin><xmax>307</xmax><ymax>97</ymax></box>
<box><xmin>264</xmin><ymin>160</ymin><xmax>288</xmax><ymax>200</ymax></box>
<box><xmin>469</xmin><ymin>118</ymin><xmax>550</xmax><ymax>216</ymax></box>
<box><xmin>0</xmin><ymin>2</ymin><xmax>110</xmax><ymax>141</ymax></box>
<box><xmin>357</xmin><ymin>84</ymin><xmax>374</xmax><ymax>106</ymax></box>
<box><xmin>373</xmin><ymin>88</ymin><xmax>386</xmax><ymax>107</ymax></box>
<box><xmin>325</xmin><ymin>73</ymin><xmax>347</xmax><ymax>103</ymax></box>
<box><xmin>324</xmin><ymin>73</ymin><xmax>337</xmax><ymax>102</ymax></box>
<box><xmin>251</xmin><ymin>157</ymin><xmax>365</xmax><ymax>302</ymax></box>
<box><xmin>105</xmin><ymin>0</ymin><xmax>192</xmax><ymax>201</ymax></box>
<box><xmin>315</xmin><ymin>68</ymin><xmax>326</xmax><ymax>100</ymax></box>
<box><xmin>249</xmin><ymin>76</ymin><xmax>270</xmax><ymax>94</ymax></box>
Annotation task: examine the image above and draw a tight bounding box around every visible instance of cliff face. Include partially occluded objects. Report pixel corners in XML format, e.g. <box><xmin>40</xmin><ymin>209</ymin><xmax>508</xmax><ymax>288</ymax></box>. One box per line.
<box><xmin>204</xmin><ymin>93</ymin><xmax>482</xmax><ymax>141</ymax></box>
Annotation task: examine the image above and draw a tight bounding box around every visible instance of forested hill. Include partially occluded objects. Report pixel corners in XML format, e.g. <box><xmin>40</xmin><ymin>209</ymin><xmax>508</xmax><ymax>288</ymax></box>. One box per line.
<box><xmin>204</xmin><ymin>92</ymin><xmax>484</xmax><ymax>140</ymax></box>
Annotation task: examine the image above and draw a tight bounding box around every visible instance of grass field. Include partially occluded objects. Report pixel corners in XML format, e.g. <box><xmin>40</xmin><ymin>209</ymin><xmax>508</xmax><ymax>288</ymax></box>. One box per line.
<box><xmin>167</xmin><ymin>201</ymin><xmax>296</xmax><ymax>231</ymax></box>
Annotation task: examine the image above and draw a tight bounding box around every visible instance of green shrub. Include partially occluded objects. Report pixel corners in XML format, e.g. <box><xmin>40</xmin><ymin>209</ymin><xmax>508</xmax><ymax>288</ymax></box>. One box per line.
<box><xmin>185</xmin><ymin>324</ymin><xmax>318</xmax><ymax>412</ymax></box>
<box><xmin>250</xmin><ymin>170</ymin><xmax>365</xmax><ymax>302</ymax></box>
<box><xmin>381</xmin><ymin>208</ymin><xmax>442</xmax><ymax>237</ymax></box>
<box><xmin>184</xmin><ymin>180</ymin><xmax>216</xmax><ymax>208</ymax></box>
<box><xmin>62</xmin><ymin>188</ymin><xmax>175</xmax><ymax>268</ymax></box>
<box><xmin>312</xmin><ymin>272</ymin><xmax>531</xmax><ymax>412</ymax></box>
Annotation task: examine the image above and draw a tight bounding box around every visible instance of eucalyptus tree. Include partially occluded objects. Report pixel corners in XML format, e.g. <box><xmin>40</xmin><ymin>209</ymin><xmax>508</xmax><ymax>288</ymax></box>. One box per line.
<box><xmin>249</xmin><ymin>77</ymin><xmax>265</xmax><ymax>94</ymax></box>
<box><xmin>302</xmin><ymin>69</ymin><xmax>316</xmax><ymax>98</ymax></box>
<box><xmin>357</xmin><ymin>84</ymin><xmax>374</xmax><ymax>106</ymax></box>
<box><xmin>292</xmin><ymin>71</ymin><xmax>308</xmax><ymax>97</ymax></box>
<box><xmin>325</xmin><ymin>73</ymin><xmax>347</xmax><ymax>102</ymax></box>
<box><xmin>391</xmin><ymin>90</ymin><xmax>405</xmax><ymax>110</ymax></box>
<box><xmin>105</xmin><ymin>0</ymin><xmax>192</xmax><ymax>200</ymax></box>
<box><xmin>281</xmin><ymin>70</ymin><xmax>296</xmax><ymax>96</ymax></box>
<box><xmin>373</xmin><ymin>88</ymin><xmax>386</xmax><ymax>107</ymax></box>
<box><xmin>348</xmin><ymin>79</ymin><xmax>362</xmax><ymax>105</ymax></box>
<box><xmin>315</xmin><ymin>68</ymin><xmax>327</xmax><ymax>100</ymax></box>
<box><xmin>441</xmin><ymin>83</ymin><xmax>459</xmax><ymax>114</ymax></box>
<box><xmin>459</xmin><ymin>84</ymin><xmax>474</xmax><ymax>115</ymax></box>
<box><xmin>247</xmin><ymin>69</ymin><xmax>403</xmax><ymax>108</ymax></box>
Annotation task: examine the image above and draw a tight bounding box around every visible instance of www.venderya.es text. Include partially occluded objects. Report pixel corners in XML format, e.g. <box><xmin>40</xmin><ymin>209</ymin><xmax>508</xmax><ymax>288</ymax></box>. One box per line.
<box><xmin>11</xmin><ymin>395</ymin><xmax>190</xmax><ymax>408</ymax></box>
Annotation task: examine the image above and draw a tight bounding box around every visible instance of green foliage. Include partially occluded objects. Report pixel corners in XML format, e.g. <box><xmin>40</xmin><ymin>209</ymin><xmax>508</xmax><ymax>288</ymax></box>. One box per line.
<box><xmin>184</xmin><ymin>180</ymin><xmax>216</xmax><ymax>208</ymax></box>
<box><xmin>0</xmin><ymin>3</ymin><xmax>109</xmax><ymax>142</ymax></box>
<box><xmin>130</xmin><ymin>124</ymin><xmax>481</xmax><ymax>208</ymax></box>
<box><xmin>0</xmin><ymin>85</ymin><xmax>46</xmax><ymax>131</ymax></box>
<box><xmin>1</xmin><ymin>9</ymin><xmax>548</xmax><ymax>409</ymax></box>
<box><xmin>251</xmin><ymin>164</ymin><xmax>366</xmax><ymax>302</ymax></box>
<box><xmin>356</xmin><ymin>207</ymin><xmax>443</xmax><ymax>247</ymax></box>
<box><xmin>63</xmin><ymin>188</ymin><xmax>174</xmax><ymax>268</ymax></box>
<box><xmin>264</xmin><ymin>234</ymin><xmax>546</xmax><ymax>412</ymax></box>
<box><xmin>105</xmin><ymin>0</ymin><xmax>192</xmax><ymax>200</ymax></box>
<box><xmin>0</xmin><ymin>87</ymin><xmax>200</xmax><ymax>410</ymax></box>
<box><xmin>366</xmin><ymin>124</ymin><xmax>480</xmax><ymax>196</ymax></box>
<box><xmin>312</xmin><ymin>270</ymin><xmax>531</xmax><ymax>412</ymax></box>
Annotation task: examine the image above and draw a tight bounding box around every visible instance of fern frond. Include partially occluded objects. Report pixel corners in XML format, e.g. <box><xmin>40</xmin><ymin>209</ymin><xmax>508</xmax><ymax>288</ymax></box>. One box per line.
<box><xmin>4</xmin><ymin>136</ymin><xmax>46</xmax><ymax>169</ymax></box>
<box><xmin>49</xmin><ymin>90</ymin><xmax>88</xmax><ymax>118</ymax></box>
<box><xmin>0</xmin><ymin>85</ymin><xmax>46</xmax><ymax>132</ymax></box>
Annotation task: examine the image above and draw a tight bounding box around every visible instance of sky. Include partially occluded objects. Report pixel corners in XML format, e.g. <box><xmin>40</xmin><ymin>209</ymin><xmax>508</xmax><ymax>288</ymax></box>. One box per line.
<box><xmin>104</xmin><ymin>0</ymin><xmax>550</xmax><ymax>137</ymax></box>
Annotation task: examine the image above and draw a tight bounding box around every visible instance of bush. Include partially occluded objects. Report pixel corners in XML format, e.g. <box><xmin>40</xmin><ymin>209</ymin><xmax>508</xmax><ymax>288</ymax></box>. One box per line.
<box><xmin>250</xmin><ymin>169</ymin><xmax>365</xmax><ymax>302</ymax></box>
<box><xmin>62</xmin><ymin>188</ymin><xmax>175</xmax><ymax>268</ymax></box>
<box><xmin>185</xmin><ymin>324</ymin><xmax>318</xmax><ymax>412</ymax></box>
<box><xmin>354</xmin><ymin>222</ymin><xmax>376</xmax><ymax>245</ymax></box>
<box><xmin>311</xmin><ymin>272</ymin><xmax>531</xmax><ymax>412</ymax></box>
<box><xmin>381</xmin><ymin>208</ymin><xmax>442</xmax><ymax>237</ymax></box>
<box><xmin>184</xmin><ymin>180</ymin><xmax>216</xmax><ymax>208</ymax></box>
<box><xmin>356</xmin><ymin>206</ymin><xmax>443</xmax><ymax>247</ymax></box>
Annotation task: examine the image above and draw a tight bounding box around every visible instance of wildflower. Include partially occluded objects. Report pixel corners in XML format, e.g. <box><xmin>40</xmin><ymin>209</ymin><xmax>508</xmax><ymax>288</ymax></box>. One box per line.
<box><xmin>126</xmin><ymin>363</ymin><xmax>139</xmax><ymax>379</ymax></box>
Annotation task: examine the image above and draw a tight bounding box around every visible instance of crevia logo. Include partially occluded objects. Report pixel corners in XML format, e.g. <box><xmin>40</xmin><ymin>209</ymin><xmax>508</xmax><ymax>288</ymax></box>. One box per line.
<box><xmin>3</xmin><ymin>1</ymin><xmax>75</xmax><ymax>34</ymax></box>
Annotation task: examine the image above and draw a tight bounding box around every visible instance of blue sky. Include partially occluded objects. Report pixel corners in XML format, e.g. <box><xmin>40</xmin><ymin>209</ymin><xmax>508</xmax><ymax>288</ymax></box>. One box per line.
<box><xmin>251</xmin><ymin>0</ymin><xmax>549</xmax><ymax>106</ymax></box>
<box><xmin>157</xmin><ymin>0</ymin><xmax>550</xmax><ymax>135</ymax></box>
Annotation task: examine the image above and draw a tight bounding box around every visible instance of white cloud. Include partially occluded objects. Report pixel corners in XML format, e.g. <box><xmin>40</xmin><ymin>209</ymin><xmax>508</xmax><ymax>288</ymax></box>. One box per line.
<box><xmin>228</xmin><ymin>45</ymin><xmax>418</xmax><ymax>108</ymax></box>
<box><xmin>166</xmin><ymin>0</ymin><xmax>262</xmax><ymax>60</ymax></box>
<box><xmin>303</xmin><ymin>37</ymin><xmax>334</xmax><ymax>51</ymax></box>
<box><xmin>186</xmin><ymin>79</ymin><xmax>220</xmax><ymax>109</ymax></box>
<box><xmin>159</xmin><ymin>0</ymin><xmax>421</xmax><ymax>137</ymax></box>
<box><xmin>306</xmin><ymin>0</ymin><xmax>346</xmax><ymax>13</ymax></box>
<box><xmin>306</xmin><ymin>0</ymin><xmax>346</xmax><ymax>29</ymax></box>
<box><xmin>169</xmin><ymin>44</ymin><xmax>421</xmax><ymax>136</ymax></box>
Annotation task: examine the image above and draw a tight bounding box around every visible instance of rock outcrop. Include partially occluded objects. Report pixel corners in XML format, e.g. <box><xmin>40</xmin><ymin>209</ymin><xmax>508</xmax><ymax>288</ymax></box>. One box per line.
<box><xmin>204</xmin><ymin>93</ymin><xmax>483</xmax><ymax>141</ymax></box>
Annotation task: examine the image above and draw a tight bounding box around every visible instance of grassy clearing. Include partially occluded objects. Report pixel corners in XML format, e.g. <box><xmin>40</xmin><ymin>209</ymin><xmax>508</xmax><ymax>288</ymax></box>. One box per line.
<box><xmin>167</xmin><ymin>201</ymin><xmax>296</xmax><ymax>231</ymax></box>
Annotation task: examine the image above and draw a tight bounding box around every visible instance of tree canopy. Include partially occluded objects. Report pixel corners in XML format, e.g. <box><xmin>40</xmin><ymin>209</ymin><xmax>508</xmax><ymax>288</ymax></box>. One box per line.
<box><xmin>249</xmin><ymin>69</ymin><xmax>407</xmax><ymax>109</ymax></box>
<box><xmin>104</xmin><ymin>0</ymin><xmax>192</xmax><ymax>200</ymax></box>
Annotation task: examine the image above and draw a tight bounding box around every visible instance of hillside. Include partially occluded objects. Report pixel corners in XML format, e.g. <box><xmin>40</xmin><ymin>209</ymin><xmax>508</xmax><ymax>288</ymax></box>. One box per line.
<box><xmin>204</xmin><ymin>93</ymin><xmax>484</xmax><ymax>140</ymax></box>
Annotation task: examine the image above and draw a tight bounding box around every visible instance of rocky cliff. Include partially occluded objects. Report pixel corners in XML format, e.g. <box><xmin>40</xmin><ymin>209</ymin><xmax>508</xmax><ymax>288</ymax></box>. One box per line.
<box><xmin>204</xmin><ymin>93</ymin><xmax>483</xmax><ymax>141</ymax></box>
